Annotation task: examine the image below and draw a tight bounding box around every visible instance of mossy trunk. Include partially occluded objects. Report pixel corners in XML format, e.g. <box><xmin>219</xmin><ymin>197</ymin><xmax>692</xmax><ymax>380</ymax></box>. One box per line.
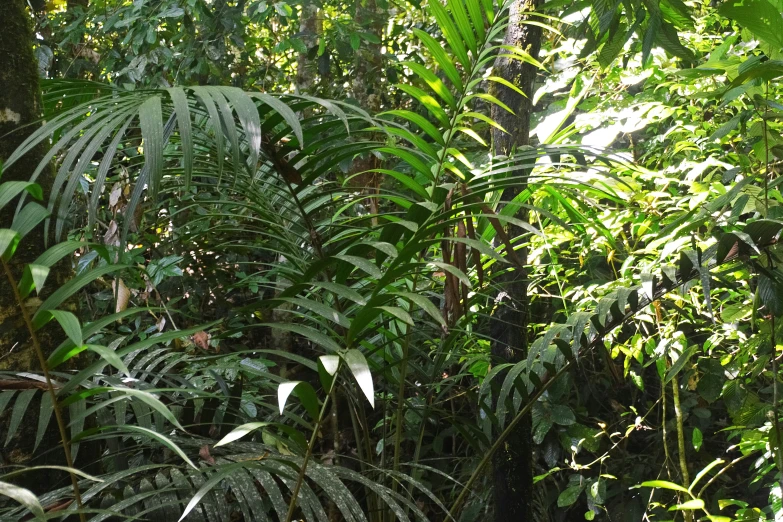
<box><xmin>0</xmin><ymin>0</ymin><xmax>59</xmax><ymax>368</ymax></box>
<box><xmin>488</xmin><ymin>0</ymin><xmax>542</xmax><ymax>519</ymax></box>
<box><xmin>0</xmin><ymin>0</ymin><xmax>75</xmax><ymax>493</ymax></box>
<box><xmin>296</xmin><ymin>0</ymin><xmax>320</xmax><ymax>94</ymax></box>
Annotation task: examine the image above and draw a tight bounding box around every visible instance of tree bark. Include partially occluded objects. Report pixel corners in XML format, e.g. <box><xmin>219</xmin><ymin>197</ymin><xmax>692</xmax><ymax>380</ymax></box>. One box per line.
<box><xmin>0</xmin><ymin>0</ymin><xmax>76</xmax><ymax>493</ymax></box>
<box><xmin>348</xmin><ymin>0</ymin><xmax>385</xmax><ymax>217</ymax></box>
<box><xmin>296</xmin><ymin>0</ymin><xmax>320</xmax><ymax>94</ymax></box>
<box><xmin>0</xmin><ymin>0</ymin><xmax>58</xmax><ymax>368</ymax></box>
<box><xmin>488</xmin><ymin>0</ymin><xmax>542</xmax><ymax>520</ymax></box>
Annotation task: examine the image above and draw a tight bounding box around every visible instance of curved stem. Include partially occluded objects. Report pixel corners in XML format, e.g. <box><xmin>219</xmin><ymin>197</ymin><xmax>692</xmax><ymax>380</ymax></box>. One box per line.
<box><xmin>671</xmin><ymin>375</ymin><xmax>692</xmax><ymax>522</ymax></box>
<box><xmin>284</xmin><ymin>371</ymin><xmax>338</xmax><ymax>522</ymax></box>
<box><xmin>1</xmin><ymin>258</ymin><xmax>86</xmax><ymax>522</ymax></box>
<box><xmin>448</xmin><ymin>235</ymin><xmax>778</xmax><ymax>519</ymax></box>
<box><xmin>449</xmin><ymin>362</ymin><xmax>569</xmax><ymax>518</ymax></box>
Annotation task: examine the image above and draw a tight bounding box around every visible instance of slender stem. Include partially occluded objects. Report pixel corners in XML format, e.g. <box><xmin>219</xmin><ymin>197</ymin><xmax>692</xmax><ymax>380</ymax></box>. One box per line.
<box><xmin>449</xmin><ymin>362</ymin><xmax>570</xmax><ymax>518</ymax></box>
<box><xmin>761</xmin><ymin>83</ymin><xmax>783</xmax><ymax>474</ymax></box>
<box><xmin>391</xmin><ymin>330</ymin><xmax>410</xmax><ymax>478</ymax></box>
<box><xmin>390</xmin><ymin>271</ymin><xmax>422</xmax><ymax>522</ymax></box>
<box><xmin>671</xmin><ymin>375</ymin><xmax>692</xmax><ymax>522</ymax></box>
<box><xmin>661</xmin><ymin>374</ymin><xmax>672</xmax><ymax>475</ymax></box>
<box><xmin>697</xmin><ymin>453</ymin><xmax>751</xmax><ymax>499</ymax></box>
<box><xmin>348</xmin><ymin>392</ymin><xmax>380</xmax><ymax>522</ymax></box>
<box><xmin>771</xmin><ymin>316</ymin><xmax>783</xmax><ymax>474</ymax></box>
<box><xmin>284</xmin><ymin>372</ymin><xmax>338</xmax><ymax>522</ymax></box>
<box><xmin>1</xmin><ymin>258</ymin><xmax>86</xmax><ymax>522</ymax></box>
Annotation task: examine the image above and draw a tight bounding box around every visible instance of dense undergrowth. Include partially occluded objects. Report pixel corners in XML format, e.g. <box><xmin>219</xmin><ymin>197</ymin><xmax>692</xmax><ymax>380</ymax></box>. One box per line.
<box><xmin>2</xmin><ymin>0</ymin><xmax>783</xmax><ymax>520</ymax></box>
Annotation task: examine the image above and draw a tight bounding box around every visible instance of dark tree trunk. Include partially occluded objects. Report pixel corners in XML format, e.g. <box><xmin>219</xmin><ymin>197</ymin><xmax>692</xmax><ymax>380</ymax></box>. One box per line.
<box><xmin>296</xmin><ymin>0</ymin><xmax>320</xmax><ymax>93</ymax></box>
<box><xmin>0</xmin><ymin>0</ymin><xmax>58</xmax><ymax>368</ymax></box>
<box><xmin>0</xmin><ymin>0</ymin><xmax>78</xmax><ymax>494</ymax></box>
<box><xmin>349</xmin><ymin>0</ymin><xmax>385</xmax><ymax>215</ymax></box>
<box><xmin>488</xmin><ymin>0</ymin><xmax>542</xmax><ymax>520</ymax></box>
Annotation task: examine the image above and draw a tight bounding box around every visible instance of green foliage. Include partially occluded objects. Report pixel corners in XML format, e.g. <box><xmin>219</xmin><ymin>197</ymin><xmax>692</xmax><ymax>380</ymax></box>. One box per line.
<box><xmin>6</xmin><ymin>0</ymin><xmax>783</xmax><ymax>520</ymax></box>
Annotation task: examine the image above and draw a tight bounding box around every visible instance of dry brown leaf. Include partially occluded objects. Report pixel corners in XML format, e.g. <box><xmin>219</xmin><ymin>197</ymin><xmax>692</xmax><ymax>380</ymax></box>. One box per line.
<box><xmin>199</xmin><ymin>444</ymin><xmax>215</xmax><ymax>465</ymax></box>
<box><xmin>113</xmin><ymin>278</ymin><xmax>130</xmax><ymax>313</ymax></box>
<box><xmin>193</xmin><ymin>331</ymin><xmax>210</xmax><ymax>351</ymax></box>
<box><xmin>109</xmin><ymin>182</ymin><xmax>122</xmax><ymax>208</ymax></box>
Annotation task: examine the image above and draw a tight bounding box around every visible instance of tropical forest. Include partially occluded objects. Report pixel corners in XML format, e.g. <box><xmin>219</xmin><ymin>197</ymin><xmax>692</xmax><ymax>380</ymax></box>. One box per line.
<box><xmin>3</xmin><ymin>0</ymin><xmax>783</xmax><ymax>520</ymax></box>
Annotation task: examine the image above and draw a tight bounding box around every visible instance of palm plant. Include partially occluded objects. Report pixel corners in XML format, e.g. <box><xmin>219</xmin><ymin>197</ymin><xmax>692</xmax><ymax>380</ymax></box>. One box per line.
<box><xmin>0</xmin><ymin>0</ymin><xmax>641</xmax><ymax>520</ymax></box>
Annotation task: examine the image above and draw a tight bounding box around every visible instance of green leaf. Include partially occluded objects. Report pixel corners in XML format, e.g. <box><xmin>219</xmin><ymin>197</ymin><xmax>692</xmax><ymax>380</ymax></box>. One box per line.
<box><xmin>274</xmin><ymin>1</ymin><xmax>292</xmax><ymax>16</ymax></box>
<box><xmin>179</xmin><ymin>463</ymin><xmax>253</xmax><ymax>521</ymax></box>
<box><xmin>641</xmin><ymin>271</ymin><xmax>655</xmax><ymax>301</ymax></box>
<box><xmin>0</xmin><ymin>481</ymin><xmax>45</xmax><ymax>521</ymax></box>
<box><xmin>222</xmin><ymin>87</ymin><xmax>262</xmax><ymax>170</ymax></box>
<box><xmin>0</xmin><ymin>229</ymin><xmax>19</xmax><ymax>260</ymax></box>
<box><xmin>0</xmin><ymin>465</ymin><xmax>102</xmax><ymax>483</ymax></box>
<box><xmin>11</xmin><ymin>202</ymin><xmax>49</xmax><ymax>239</ymax></box>
<box><xmin>253</xmin><ymin>93</ymin><xmax>304</xmax><ymax>148</ymax></box>
<box><xmin>639</xmin><ymin>480</ymin><xmax>689</xmax><ymax>493</ymax></box>
<box><xmin>278</xmin><ymin>381</ymin><xmax>320</xmax><ymax>419</ymax></box>
<box><xmin>718</xmin><ymin>0</ymin><xmax>783</xmax><ymax>50</ymax></box>
<box><xmin>412</xmin><ymin>29</ymin><xmax>463</xmax><ymax>91</ymax></box>
<box><xmin>276</xmin><ymin>297</ymin><xmax>350</xmax><ymax>328</ymax></box>
<box><xmin>343</xmin><ymin>349</ymin><xmax>374</xmax><ymax>408</ymax></box>
<box><xmin>86</xmin><ymin>345</ymin><xmax>131</xmax><ymax>377</ymax></box>
<box><xmin>263</xmin><ymin>322</ymin><xmax>342</xmax><ymax>352</ymax></box>
<box><xmin>395</xmin><ymin>84</ymin><xmax>450</xmax><ymax>126</ymax></box>
<box><xmin>401</xmin><ymin>61</ymin><xmax>457</xmax><ymax>109</ymax></box>
<box><xmin>692</xmin><ymin>427</ymin><xmax>703</xmax><ymax>452</ymax></box>
<box><xmin>92</xmin><ymin>425</ymin><xmax>196</xmax><ymax>469</ymax></box>
<box><xmin>5</xmin><ymin>390</ymin><xmax>36</xmax><ymax>447</ymax></box>
<box><xmin>168</xmin><ymin>87</ymin><xmax>194</xmax><ymax>189</ymax></box>
<box><xmin>0</xmin><ymin>181</ymin><xmax>42</xmax><ymax>211</ymax></box>
<box><xmin>392</xmin><ymin>291</ymin><xmax>447</xmax><ymax>328</ymax></box>
<box><xmin>758</xmin><ymin>274</ymin><xmax>783</xmax><ymax>317</ymax></box>
<box><xmin>42</xmin><ymin>310</ymin><xmax>82</xmax><ymax>347</ymax></box>
<box><xmin>33</xmin><ymin>264</ymin><xmax>129</xmax><ymax>327</ymax></box>
<box><xmin>485</xmin><ymin>75</ymin><xmax>527</xmax><ymax>98</ymax></box>
<box><xmin>138</xmin><ymin>95</ymin><xmax>164</xmax><ymax>200</ymax></box>
<box><xmin>428</xmin><ymin>0</ymin><xmax>470</xmax><ymax>69</ymax></box>
<box><xmin>312</xmin><ymin>282</ymin><xmax>367</xmax><ymax>306</ymax></box>
<box><xmin>551</xmin><ymin>405</ymin><xmax>576</xmax><ymax>426</ymax></box>
<box><xmin>34</xmin><ymin>391</ymin><xmax>53</xmax><ymax>452</ymax></box>
<box><xmin>318</xmin><ymin>354</ymin><xmax>340</xmax><ymax>390</ymax></box>
<box><xmin>557</xmin><ymin>484</ymin><xmax>583</xmax><ymax>507</ymax></box>
<box><xmin>381</xmin><ymin>110</ymin><xmax>445</xmax><ymax>145</ymax></box>
<box><xmin>690</xmin><ymin>458</ymin><xmax>724</xmax><ymax>492</ymax></box>
<box><xmin>18</xmin><ymin>264</ymin><xmax>50</xmax><ymax>299</ymax></box>
<box><xmin>446</xmin><ymin>0</ymin><xmax>477</xmax><ymax>54</ymax></box>
<box><xmin>335</xmin><ymin>254</ymin><xmax>384</xmax><ymax>279</ymax></box>
<box><xmin>319</xmin><ymin>355</ymin><xmax>340</xmax><ymax>376</ymax></box>
<box><xmin>63</xmin><ymin>386</ymin><xmax>184</xmax><ymax>431</ymax></box>
<box><xmin>377</xmin><ymin>305</ymin><xmax>415</xmax><ymax>326</ymax></box>
<box><xmin>215</xmin><ymin>422</ymin><xmax>272</xmax><ymax>447</ymax></box>
<box><xmin>670</xmin><ymin>499</ymin><xmax>705</xmax><ymax>510</ymax></box>
<box><xmin>664</xmin><ymin>346</ymin><xmax>696</xmax><ymax>385</ymax></box>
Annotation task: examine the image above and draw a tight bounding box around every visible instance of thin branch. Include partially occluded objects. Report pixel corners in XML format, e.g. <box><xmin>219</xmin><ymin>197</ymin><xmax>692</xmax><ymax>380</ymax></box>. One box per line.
<box><xmin>1</xmin><ymin>258</ymin><xmax>86</xmax><ymax>522</ymax></box>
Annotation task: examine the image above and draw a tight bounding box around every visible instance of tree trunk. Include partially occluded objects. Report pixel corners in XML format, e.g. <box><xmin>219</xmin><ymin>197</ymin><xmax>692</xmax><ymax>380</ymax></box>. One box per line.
<box><xmin>0</xmin><ymin>0</ymin><xmax>75</xmax><ymax>494</ymax></box>
<box><xmin>349</xmin><ymin>0</ymin><xmax>385</xmax><ymax>217</ymax></box>
<box><xmin>488</xmin><ymin>0</ymin><xmax>542</xmax><ymax>520</ymax></box>
<box><xmin>0</xmin><ymin>0</ymin><xmax>58</xmax><ymax>368</ymax></box>
<box><xmin>296</xmin><ymin>0</ymin><xmax>320</xmax><ymax>94</ymax></box>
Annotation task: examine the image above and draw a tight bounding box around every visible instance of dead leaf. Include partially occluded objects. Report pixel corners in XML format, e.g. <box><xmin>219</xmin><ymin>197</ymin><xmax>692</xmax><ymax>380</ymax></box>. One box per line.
<box><xmin>193</xmin><ymin>331</ymin><xmax>210</xmax><ymax>350</ymax></box>
<box><xmin>199</xmin><ymin>444</ymin><xmax>215</xmax><ymax>465</ymax></box>
<box><xmin>109</xmin><ymin>182</ymin><xmax>122</xmax><ymax>208</ymax></box>
<box><xmin>104</xmin><ymin>220</ymin><xmax>119</xmax><ymax>246</ymax></box>
<box><xmin>113</xmin><ymin>278</ymin><xmax>130</xmax><ymax>313</ymax></box>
